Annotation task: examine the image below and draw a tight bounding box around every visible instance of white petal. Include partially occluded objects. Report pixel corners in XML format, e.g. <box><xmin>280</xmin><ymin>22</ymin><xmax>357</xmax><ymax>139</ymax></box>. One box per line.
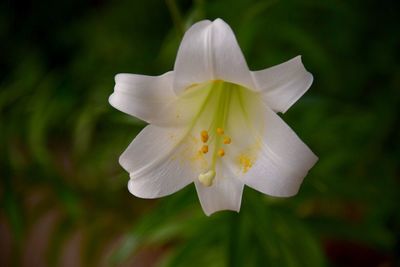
<box><xmin>252</xmin><ymin>56</ymin><xmax>313</xmax><ymax>113</ymax></box>
<box><xmin>242</xmin><ymin>105</ymin><xmax>318</xmax><ymax>197</ymax></box>
<box><xmin>153</xmin><ymin>81</ymin><xmax>218</xmax><ymax>127</ymax></box>
<box><xmin>120</xmin><ymin>125</ymin><xmax>200</xmax><ymax>198</ymax></box>
<box><xmin>217</xmin><ymin>87</ymin><xmax>317</xmax><ymax>197</ymax></box>
<box><xmin>109</xmin><ymin>71</ymin><xmax>176</xmax><ymax>123</ymax></box>
<box><xmin>195</xmin><ymin>166</ymin><xmax>244</xmax><ymax>216</ymax></box>
<box><xmin>173</xmin><ymin>19</ymin><xmax>255</xmax><ymax>95</ymax></box>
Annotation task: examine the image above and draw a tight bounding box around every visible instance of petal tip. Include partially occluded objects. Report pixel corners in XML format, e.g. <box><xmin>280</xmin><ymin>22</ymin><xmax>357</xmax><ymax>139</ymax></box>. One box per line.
<box><xmin>189</xmin><ymin>19</ymin><xmax>212</xmax><ymax>30</ymax></box>
<box><xmin>203</xmin><ymin>207</ymin><xmax>242</xmax><ymax>217</ymax></box>
<box><xmin>296</xmin><ymin>55</ymin><xmax>314</xmax><ymax>77</ymax></box>
<box><xmin>114</xmin><ymin>73</ymin><xmax>134</xmax><ymax>83</ymax></box>
<box><xmin>127</xmin><ymin>178</ymin><xmax>157</xmax><ymax>199</ymax></box>
<box><xmin>127</xmin><ymin>178</ymin><xmax>135</xmax><ymax>194</ymax></box>
<box><xmin>311</xmin><ymin>150</ymin><xmax>319</xmax><ymax>162</ymax></box>
<box><xmin>114</xmin><ymin>73</ymin><xmax>121</xmax><ymax>83</ymax></box>
<box><xmin>211</xmin><ymin>18</ymin><xmax>231</xmax><ymax>31</ymax></box>
<box><xmin>127</xmin><ymin>178</ymin><xmax>145</xmax><ymax>198</ymax></box>
<box><xmin>198</xmin><ymin>195</ymin><xmax>243</xmax><ymax>216</ymax></box>
<box><xmin>213</xmin><ymin>18</ymin><xmax>226</xmax><ymax>24</ymax></box>
<box><xmin>118</xmin><ymin>151</ymin><xmax>130</xmax><ymax>172</ymax></box>
<box><xmin>108</xmin><ymin>93</ymin><xmax>114</xmax><ymax>105</ymax></box>
<box><xmin>108</xmin><ymin>93</ymin><xmax>118</xmax><ymax>109</ymax></box>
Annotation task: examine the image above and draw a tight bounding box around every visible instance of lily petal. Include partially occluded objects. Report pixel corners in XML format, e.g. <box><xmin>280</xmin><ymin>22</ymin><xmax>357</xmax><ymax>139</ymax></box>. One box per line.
<box><xmin>242</xmin><ymin>105</ymin><xmax>318</xmax><ymax>197</ymax></box>
<box><xmin>195</xmin><ymin>166</ymin><xmax>244</xmax><ymax>216</ymax></box>
<box><xmin>120</xmin><ymin>125</ymin><xmax>199</xmax><ymax>198</ymax></box>
<box><xmin>252</xmin><ymin>56</ymin><xmax>313</xmax><ymax>113</ymax></box>
<box><xmin>174</xmin><ymin>19</ymin><xmax>254</xmax><ymax>94</ymax></box>
<box><xmin>109</xmin><ymin>71</ymin><xmax>176</xmax><ymax>123</ymax></box>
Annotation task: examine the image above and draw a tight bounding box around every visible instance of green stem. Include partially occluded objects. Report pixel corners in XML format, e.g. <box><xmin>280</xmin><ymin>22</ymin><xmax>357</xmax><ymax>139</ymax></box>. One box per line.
<box><xmin>165</xmin><ymin>0</ymin><xmax>185</xmax><ymax>36</ymax></box>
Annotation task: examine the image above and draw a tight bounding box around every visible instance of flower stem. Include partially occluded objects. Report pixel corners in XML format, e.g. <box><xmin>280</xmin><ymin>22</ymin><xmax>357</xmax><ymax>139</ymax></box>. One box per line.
<box><xmin>165</xmin><ymin>0</ymin><xmax>185</xmax><ymax>36</ymax></box>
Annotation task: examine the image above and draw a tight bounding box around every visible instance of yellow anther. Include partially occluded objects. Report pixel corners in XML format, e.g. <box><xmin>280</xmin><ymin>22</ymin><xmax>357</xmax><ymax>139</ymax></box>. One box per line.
<box><xmin>216</xmin><ymin>127</ymin><xmax>224</xmax><ymax>135</ymax></box>
<box><xmin>201</xmin><ymin>145</ymin><xmax>208</xmax><ymax>154</ymax></box>
<box><xmin>198</xmin><ymin>170</ymin><xmax>216</xmax><ymax>187</ymax></box>
<box><xmin>201</xmin><ymin>130</ymin><xmax>209</xmax><ymax>143</ymax></box>
<box><xmin>223</xmin><ymin>136</ymin><xmax>231</xmax><ymax>144</ymax></box>
<box><xmin>217</xmin><ymin>148</ymin><xmax>225</xmax><ymax>157</ymax></box>
<box><xmin>239</xmin><ymin>155</ymin><xmax>252</xmax><ymax>173</ymax></box>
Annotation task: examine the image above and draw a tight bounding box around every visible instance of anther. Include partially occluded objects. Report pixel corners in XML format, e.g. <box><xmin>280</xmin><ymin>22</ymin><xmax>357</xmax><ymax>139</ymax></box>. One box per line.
<box><xmin>201</xmin><ymin>130</ymin><xmax>209</xmax><ymax>143</ymax></box>
<box><xmin>223</xmin><ymin>136</ymin><xmax>231</xmax><ymax>144</ymax></box>
<box><xmin>198</xmin><ymin>170</ymin><xmax>216</xmax><ymax>187</ymax></box>
<box><xmin>201</xmin><ymin>145</ymin><xmax>208</xmax><ymax>154</ymax></box>
<box><xmin>216</xmin><ymin>128</ymin><xmax>224</xmax><ymax>135</ymax></box>
<box><xmin>239</xmin><ymin>156</ymin><xmax>252</xmax><ymax>173</ymax></box>
<box><xmin>217</xmin><ymin>148</ymin><xmax>225</xmax><ymax>157</ymax></box>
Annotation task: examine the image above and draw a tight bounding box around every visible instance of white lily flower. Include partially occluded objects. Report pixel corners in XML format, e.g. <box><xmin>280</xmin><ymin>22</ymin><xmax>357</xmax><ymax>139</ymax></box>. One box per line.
<box><xmin>109</xmin><ymin>18</ymin><xmax>318</xmax><ymax>216</ymax></box>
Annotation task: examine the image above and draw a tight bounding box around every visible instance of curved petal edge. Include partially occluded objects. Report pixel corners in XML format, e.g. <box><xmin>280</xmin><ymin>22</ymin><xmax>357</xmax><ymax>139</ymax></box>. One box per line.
<box><xmin>252</xmin><ymin>56</ymin><xmax>314</xmax><ymax>113</ymax></box>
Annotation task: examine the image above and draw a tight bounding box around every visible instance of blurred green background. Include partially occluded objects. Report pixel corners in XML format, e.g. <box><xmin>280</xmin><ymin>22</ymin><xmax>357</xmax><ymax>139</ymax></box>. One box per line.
<box><xmin>1</xmin><ymin>0</ymin><xmax>399</xmax><ymax>266</ymax></box>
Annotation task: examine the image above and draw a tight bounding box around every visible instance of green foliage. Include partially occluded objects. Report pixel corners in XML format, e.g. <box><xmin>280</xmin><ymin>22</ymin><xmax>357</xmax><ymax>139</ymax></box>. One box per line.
<box><xmin>1</xmin><ymin>0</ymin><xmax>399</xmax><ymax>266</ymax></box>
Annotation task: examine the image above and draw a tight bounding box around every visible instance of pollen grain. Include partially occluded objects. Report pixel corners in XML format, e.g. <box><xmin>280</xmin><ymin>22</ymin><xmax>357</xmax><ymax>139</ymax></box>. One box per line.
<box><xmin>201</xmin><ymin>145</ymin><xmax>209</xmax><ymax>154</ymax></box>
<box><xmin>217</xmin><ymin>148</ymin><xmax>225</xmax><ymax>157</ymax></box>
<box><xmin>223</xmin><ymin>136</ymin><xmax>231</xmax><ymax>144</ymax></box>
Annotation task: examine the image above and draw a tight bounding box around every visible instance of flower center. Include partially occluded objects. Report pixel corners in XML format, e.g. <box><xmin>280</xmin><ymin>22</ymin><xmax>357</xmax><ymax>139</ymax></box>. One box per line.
<box><xmin>179</xmin><ymin>80</ymin><xmax>258</xmax><ymax>187</ymax></box>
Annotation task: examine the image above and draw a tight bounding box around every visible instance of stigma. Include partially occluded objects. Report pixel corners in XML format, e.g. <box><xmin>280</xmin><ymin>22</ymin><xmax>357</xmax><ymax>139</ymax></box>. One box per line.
<box><xmin>198</xmin><ymin>170</ymin><xmax>216</xmax><ymax>186</ymax></box>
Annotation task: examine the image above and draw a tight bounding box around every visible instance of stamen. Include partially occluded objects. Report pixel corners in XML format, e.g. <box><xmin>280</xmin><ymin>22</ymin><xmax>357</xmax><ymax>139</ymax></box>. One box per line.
<box><xmin>200</xmin><ymin>145</ymin><xmax>208</xmax><ymax>154</ymax></box>
<box><xmin>217</xmin><ymin>148</ymin><xmax>225</xmax><ymax>157</ymax></box>
<box><xmin>198</xmin><ymin>170</ymin><xmax>216</xmax><ymax>187</ymax></box>
<box><xmin>216</xmin><ymin>127</ymin><xmax>224</xmax><ymax>135</ymax></box>
<box><xmin>200</xmin><ymin>130</ymin><xmax>209</xmax><ymax>143</ymax></box>
<box><xmin>223</xmin><ymin>136</ymin><xmax>231</xmax><ymax>144</ymax></box>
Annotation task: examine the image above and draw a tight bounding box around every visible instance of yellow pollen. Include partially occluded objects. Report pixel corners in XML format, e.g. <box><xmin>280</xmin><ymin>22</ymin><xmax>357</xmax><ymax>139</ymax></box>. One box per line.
<box><xmin>216</xmin><ymin>128</ymin><xmax>224</xmax><ymax>135</ymax></box>
<box><xmin>239</xmin><ymin>155</ymin><xmax>253</xmax><ymax>173</ymax></box>
<box><xmin>217</xmin><ymin>148</ymin><xmax>225</xmax><ymax>157</ymax></box>
<box><xmin>201</xmin><ymin>130</ymin><xmax>208</xmax><ymax>143</ymax></box>
<box><xmin>223</xmin><ymin>136</ymin><xmax>231</xmax><ymax>144</ymax></box>
<box><xmin>201</xmin><ymin>145</ymin><xmax>208</xmax><ymax>154</ymax></box>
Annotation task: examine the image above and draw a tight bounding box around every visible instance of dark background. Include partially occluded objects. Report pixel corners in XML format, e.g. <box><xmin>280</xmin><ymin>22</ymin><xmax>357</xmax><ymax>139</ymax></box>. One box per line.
<box><xmin>1</xmin><ymin>0</ymin><xmax>399</xmax><ymax>266</ymax></box>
